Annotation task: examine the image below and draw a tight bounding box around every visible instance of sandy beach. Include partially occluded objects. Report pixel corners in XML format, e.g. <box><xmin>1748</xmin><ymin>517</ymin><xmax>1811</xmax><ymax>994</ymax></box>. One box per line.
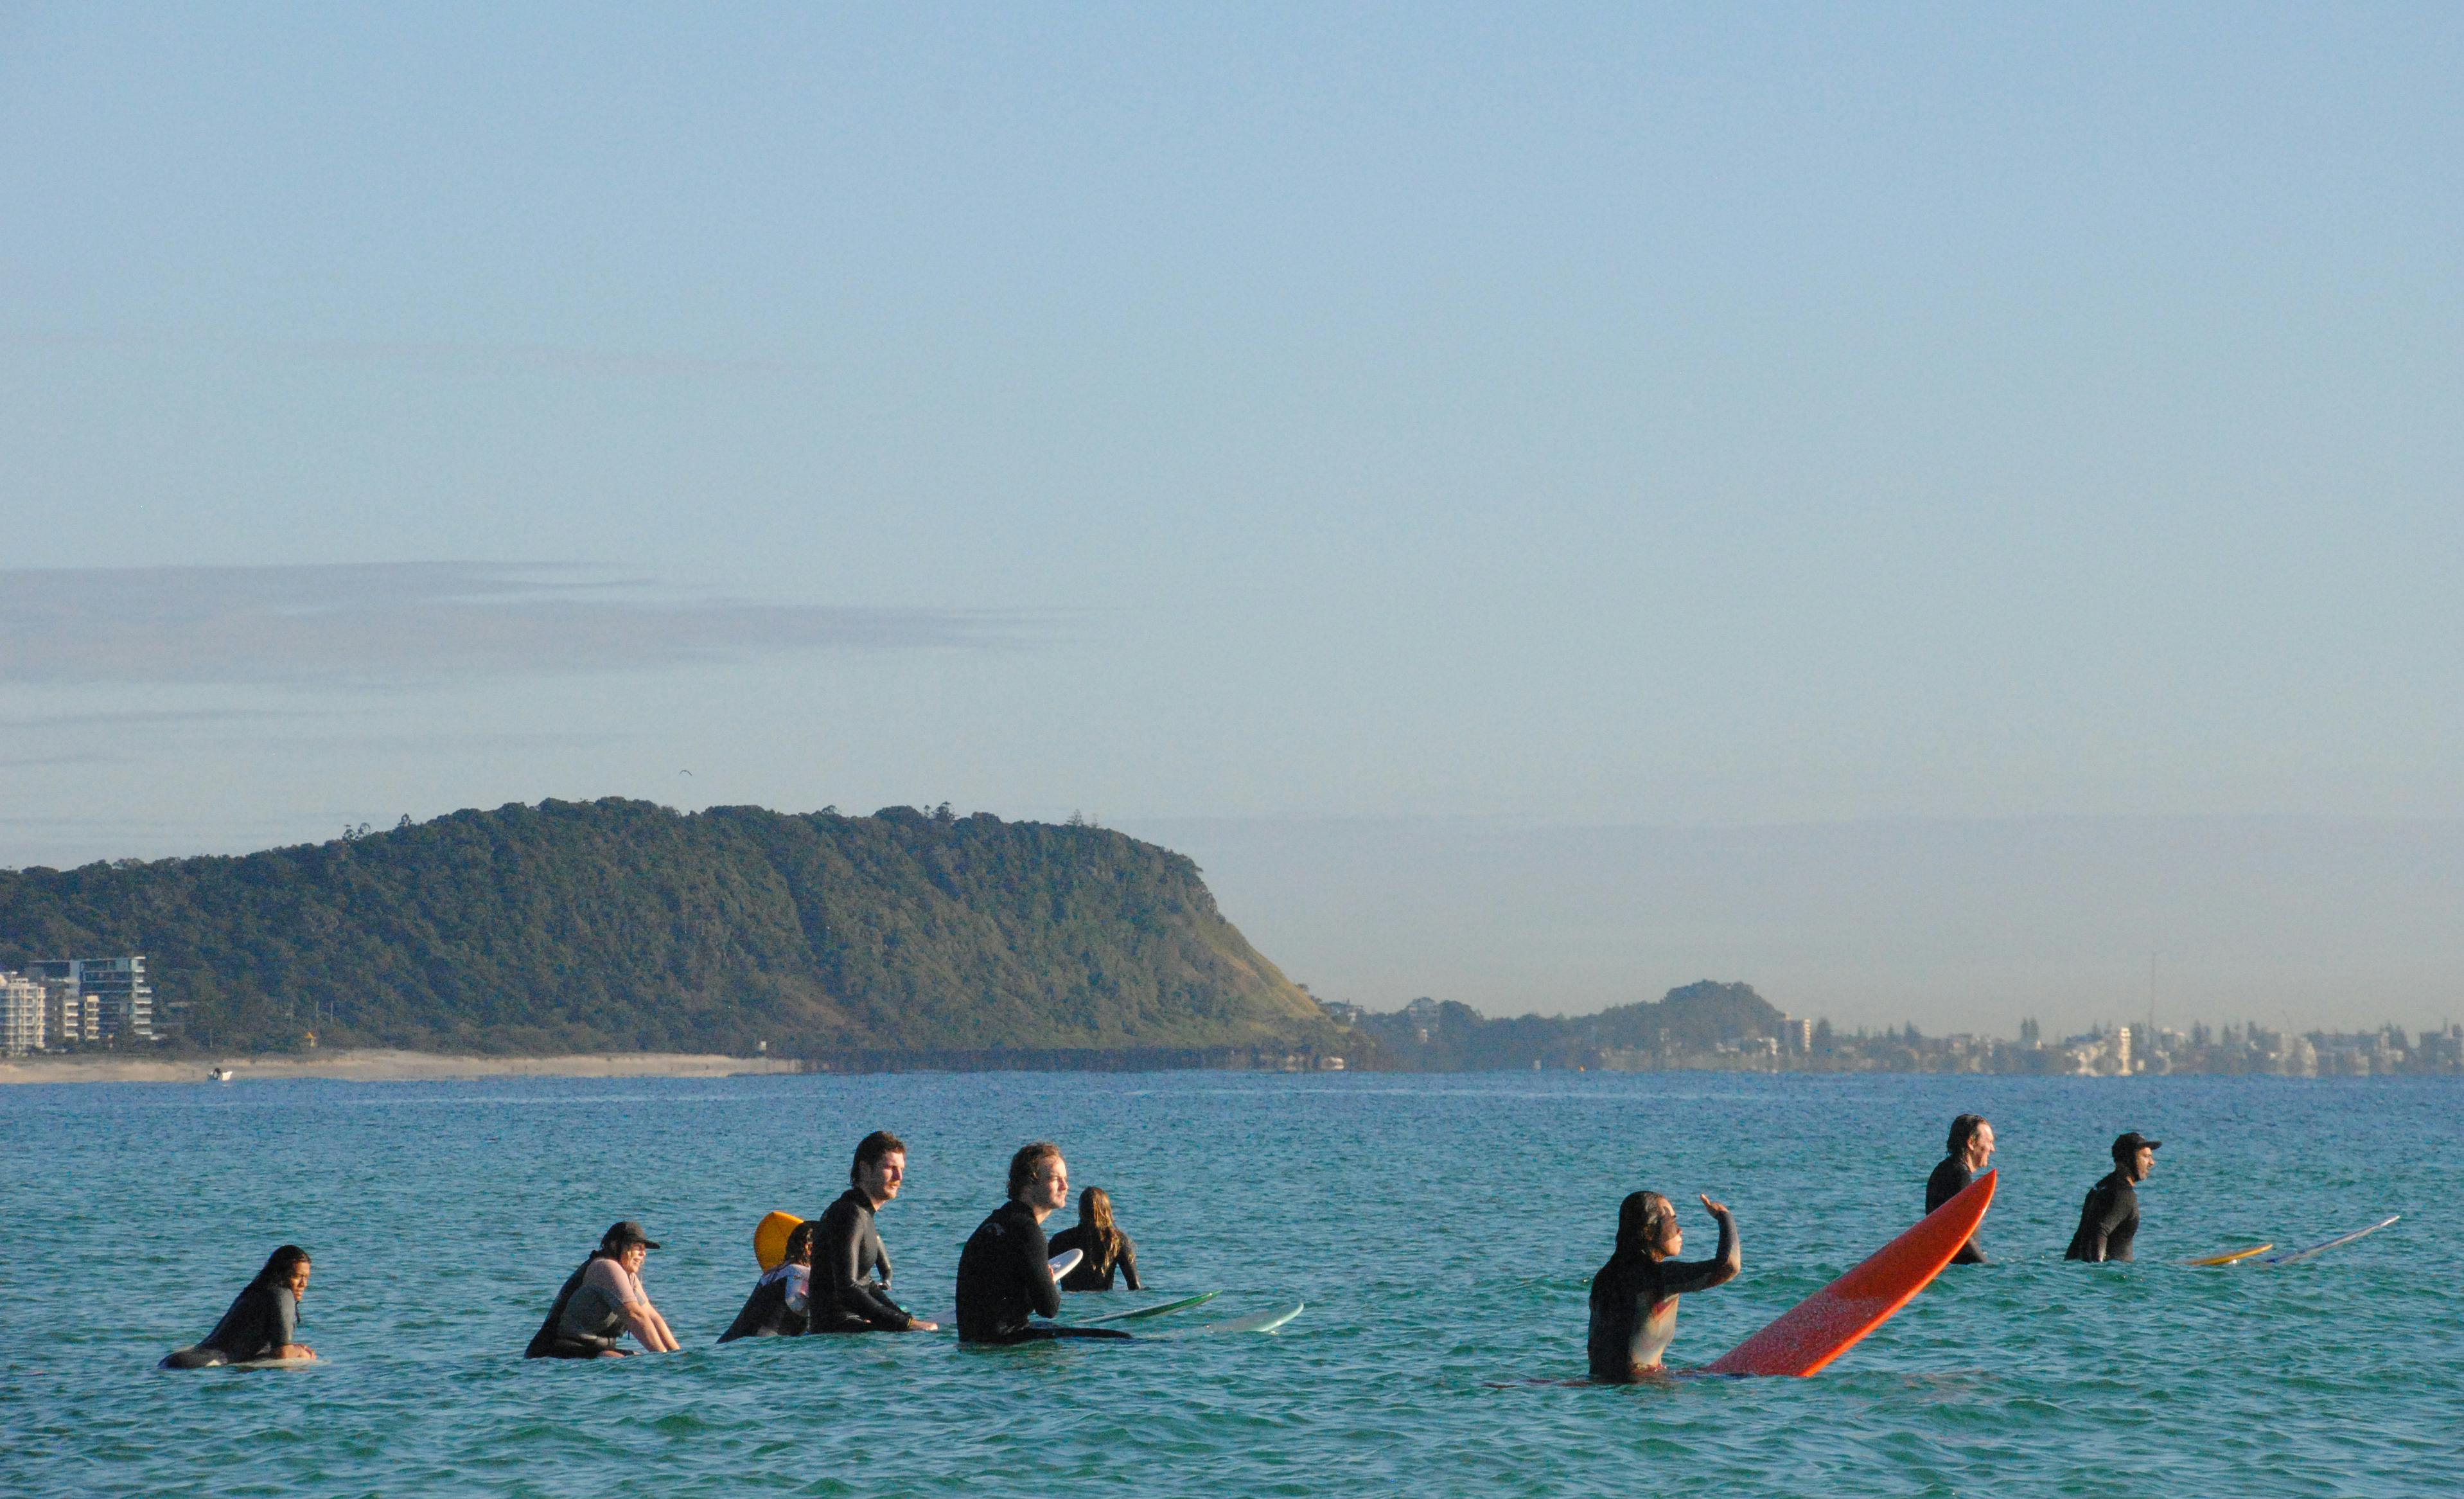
<box><xmin>0</xmin><ymin>1049</ymin><xmax>805</xmax><ymax>1087</ymax></box>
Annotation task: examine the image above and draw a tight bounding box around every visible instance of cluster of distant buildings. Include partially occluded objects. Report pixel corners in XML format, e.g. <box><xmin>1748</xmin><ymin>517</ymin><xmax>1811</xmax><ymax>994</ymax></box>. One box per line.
<box><xmin>1323</xmin><ymin>993</ymin><xmax>2464</xmax><ymax>1077</ymax></box>
<box><xmin>1778</xmin><ymin>1017</ymin><xmax>2464</xmax><ymax>1077</ymax></box>
<box><xmin>0</xmin><ymin>956</ymin><xmax>155</xmax><ymax>1056</ymax></box>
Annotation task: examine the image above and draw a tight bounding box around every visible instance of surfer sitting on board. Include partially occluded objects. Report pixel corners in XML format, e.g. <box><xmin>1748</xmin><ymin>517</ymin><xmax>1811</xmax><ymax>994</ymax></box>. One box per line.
<box><xmin>524</xmin><ymin>1221</ymin><xmax>682</xmax><ymax>1358</ymax></box>
<box><xmin>2065</xmin><ymin>1131</ymin><xmax>2159</xmax><ymax>1263</ymax></box>
<box><xmin>1587</xmin><ymin>1191</ymin><xmax>1741</xmax><ymax>1381</ymax></box>
<box><xmin>161</xmin><ymin>1245</ymin><xmax>316</xmax><ymax>1368</ymax></box>
<box><xmin>1927</xmin><ymin>1114</ymin><xmax>1996</xmax><ymax>1264</ymax></box>
<box><xmin>810</xmin><ymin>1130</ymin><xmax>938</xmax><ymax>1333</ymax></box>
<box><xmin>1048</xmin><ymin>1185</ymin><xmax>1141</xmax><ymax>1291</ymax></box>
<box><xmin>955</xmin><ymin>1143</ymin><xmax>1132</xmax><ymax>1344</ymax></box>
<box><xmin>719</xmin><ymin>1220</ymin><xmax>815</xmax><ymax>1342</ymax></box>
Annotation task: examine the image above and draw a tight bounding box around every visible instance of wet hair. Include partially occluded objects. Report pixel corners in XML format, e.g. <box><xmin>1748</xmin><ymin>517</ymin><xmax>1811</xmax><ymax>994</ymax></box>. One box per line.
<box><xmin>1946</xmin><ymin>1113</ymin><xmax>1989</xmax><ymax>1157</ymax></box>
<box><xmin>1077</xmin><ymin>1186</ymin><xmax>1124</xmax><ymax>1267</ymax></box>
<box><xmin>850</xmin><ymin>1130</ymin><xmax>906</xmax><ymax>1187</ymax></box>
<box><xmin>249</xmin><ymin>1245</ymin><xmax>310</xmax><ymax>1289</ymax></box>
<box><xmin>1612</xmin><ymin>1192</ymin><xmax>1677</xmax><ymax>1261</ymax></box>
<box><xmin>784</xmin><ymin>1221</ymin><xmax>818</xmax><ymax>1265</ymax></box>
<box><xmin>1008</xmin><ymin>1141</ymin><xmax>1062</xmax><ymax>1201</ymax></box>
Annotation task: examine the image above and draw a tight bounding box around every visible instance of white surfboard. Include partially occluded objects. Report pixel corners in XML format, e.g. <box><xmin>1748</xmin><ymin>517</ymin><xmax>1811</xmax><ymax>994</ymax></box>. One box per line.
<box><xmin>2262</xmin><ymin>1216</ymin><xmax>2398</xmax><ymax>1266</ymax></box>
<box><xmin>1048</xmin><ymin>1248</ymin><xmax>1083</xmax><ymax>1281</ymax></box>
<box><xmin>1139</xmin><ymin>1300</ymin><xmax>1304</xmax><ymax>1340</ymax></box>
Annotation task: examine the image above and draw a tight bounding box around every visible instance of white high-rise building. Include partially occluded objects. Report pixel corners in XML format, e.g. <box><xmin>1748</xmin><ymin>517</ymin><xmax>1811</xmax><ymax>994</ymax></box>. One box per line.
<box><xmin>1</xmin><ymin>971</ymin><xmax>46</xmax><ymax>1055</ymax></box>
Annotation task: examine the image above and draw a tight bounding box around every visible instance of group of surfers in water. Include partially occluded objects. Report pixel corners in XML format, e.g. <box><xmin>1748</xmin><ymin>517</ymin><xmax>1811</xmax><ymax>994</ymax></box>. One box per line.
<box><xmin>163</xmin><ymin>1118</ymin><xmax>2161</xmax><ymax>1377</ymax></box>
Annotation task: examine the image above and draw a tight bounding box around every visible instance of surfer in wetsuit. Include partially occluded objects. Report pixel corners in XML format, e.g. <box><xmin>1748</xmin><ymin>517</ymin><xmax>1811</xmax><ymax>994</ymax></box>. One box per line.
<box><xmin>719</xmin><ymin>1221</ymin><xmax>815</xmax><ymax>1342</ymax></box>
<box><xmin>1587</xmin><ymin>1191</ymin><xmax>1741</xmax><ymax>1381</ymax></box>
<box><xmin>1926</xmin><ymin>1113</ymin><xmax>1996</xmax><ymax>1264</ymax></box>
<box><xmin>2066</xmin><ymin>1131</ymin><xmax>2160</xmax><ymax>1263</ymax></box>
<box><xmin>524</xmin><ymin>1221</ymin><xmax>683</xmax><ymax>1358</ymax></box>
<box><xmin>161</xmin><ymin>1245</ymin><xmax>316</xmax><ymax>1368</ymax></box>
<box><xmin>955</xmin><ymin>1142</ymin><xmax>1132</xmax><ymax>1344</ymax></box>
<box><xmin>1047</xmin><ymin>1185</ymin><xmax>1141</xmax><ymax>1291</ymax></box>
<box><xmin>809</xmin><ymin>1130</ymin><xmax>937</xmax><ymax>1333</ymax></box>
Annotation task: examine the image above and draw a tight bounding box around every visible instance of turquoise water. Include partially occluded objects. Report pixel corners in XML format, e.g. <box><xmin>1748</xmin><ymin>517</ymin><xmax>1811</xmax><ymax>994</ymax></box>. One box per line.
<box><xmin>4</xmin><ymin>1071</ymin><xmax>2456</xmax><ymax>1496</ymax></box>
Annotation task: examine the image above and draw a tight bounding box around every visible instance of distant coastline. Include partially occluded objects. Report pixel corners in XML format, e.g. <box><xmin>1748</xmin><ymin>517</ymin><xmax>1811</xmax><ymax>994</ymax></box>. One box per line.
<box><xmin>0</xmin><ymin>1048</ymin><xmax>805</xmax><ymax>1087</ymax></box>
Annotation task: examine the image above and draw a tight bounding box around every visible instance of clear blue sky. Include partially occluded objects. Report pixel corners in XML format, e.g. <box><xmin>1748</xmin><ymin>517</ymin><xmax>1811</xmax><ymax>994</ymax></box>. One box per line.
<box><xmin>4</xmin><ymin>5</ymin><xmax>2460</xmax><ymax>1032</ymax></box>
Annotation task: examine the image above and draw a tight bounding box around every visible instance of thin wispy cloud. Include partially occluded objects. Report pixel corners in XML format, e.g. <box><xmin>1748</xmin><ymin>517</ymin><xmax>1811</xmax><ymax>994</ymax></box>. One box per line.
<box><xmin>0</xmin><ymin>563</ymin><xmax>1032</xmax><ymax>686</ymax></box>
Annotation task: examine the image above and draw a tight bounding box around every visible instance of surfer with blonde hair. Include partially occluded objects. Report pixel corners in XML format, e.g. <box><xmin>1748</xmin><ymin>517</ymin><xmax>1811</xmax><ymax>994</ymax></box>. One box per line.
<box><xmin>1587</xmin><ymin>1189</ymin><xmax>1741</xmax><ymax>1381</ymax></box>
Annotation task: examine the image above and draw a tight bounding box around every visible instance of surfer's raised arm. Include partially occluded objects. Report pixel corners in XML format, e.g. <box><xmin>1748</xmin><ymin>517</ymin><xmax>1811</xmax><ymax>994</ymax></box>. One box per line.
<box><xmin>1689</xmin><ymin>1194</ymin><xmax>1742</xmax><ymax>1289</ymax></box>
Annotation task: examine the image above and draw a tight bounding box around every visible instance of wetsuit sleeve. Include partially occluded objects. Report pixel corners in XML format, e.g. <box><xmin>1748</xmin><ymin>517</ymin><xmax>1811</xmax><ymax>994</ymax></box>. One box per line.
<box><xmin>1654</xmin><ymin>1209</ymin><xmax>1739</xmax><ymax>1296</ymax></box>
<box><xmin>1021</xmin><ymin>1214</ymin><xmax>1061</xmax><ymax>1318</ymax></box>
<box><xmin>269</xmin><ymin>1288</ymin><xmax>299</xmax><ymax>1349</ymax></box>
<box><xmin>1118</xmin><ymin>1235</ymin><xmax>1140</xmax><ymax>1291</ymax></box>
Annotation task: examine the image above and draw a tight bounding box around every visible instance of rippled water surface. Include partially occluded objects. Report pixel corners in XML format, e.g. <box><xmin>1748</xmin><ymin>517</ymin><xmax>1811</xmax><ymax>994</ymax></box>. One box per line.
<box><xmin>4</xmin><ymin>1070</ymin><xmax>2458</xmax><ymax>1496</ymax></box>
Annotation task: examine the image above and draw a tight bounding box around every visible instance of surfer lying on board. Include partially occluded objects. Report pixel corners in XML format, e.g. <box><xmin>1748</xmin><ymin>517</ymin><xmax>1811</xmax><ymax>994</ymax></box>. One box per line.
<box><xmin>1587</xmin><ymin>1191</ymin><xmax>1741</xmax><ymax>1381</ymax></box>
<box><xmin>2065</xmin><ymin>1131</ymin><xmax>2159</xmax><ymax>1263</ymax></box>
<box><xmin>811</xmin><ymin>1130</ymin><xmax>938</xmax><ymax>1333</ymax></box>
<box><xmin>955</xmin><ymin>1142</ymin><xmax>1132</xmax><ymax>1344</ymax></box>
<box><xmin>1927</xmin><ymin>1114</ymin><xmax>1996</xmax><ymax>1264</ymax></box>
<box><xmin>524</xmin><ymin>1221</ymin><xmax>682</xmax><ymax>1358</ymax></box>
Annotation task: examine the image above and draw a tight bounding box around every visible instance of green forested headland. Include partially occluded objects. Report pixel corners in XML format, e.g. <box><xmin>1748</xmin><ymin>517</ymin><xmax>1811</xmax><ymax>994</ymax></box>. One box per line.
<box><xmin>0</xmin><ymin>799</ymin><xmax>1334</xmax><ymax>1056</ymax></box>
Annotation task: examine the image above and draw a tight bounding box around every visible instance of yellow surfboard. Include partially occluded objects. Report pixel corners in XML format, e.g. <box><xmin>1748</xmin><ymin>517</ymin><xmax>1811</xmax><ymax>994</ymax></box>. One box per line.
<box><xmin>2183</xmin><ymin>1243</ymin><xmax>2272</xmax><ymax>1267</ymax></box>
<box><xmin>755</xmin><ymin>1211</ymin><xmax>803</xmax><ymax>1272</ymax></box>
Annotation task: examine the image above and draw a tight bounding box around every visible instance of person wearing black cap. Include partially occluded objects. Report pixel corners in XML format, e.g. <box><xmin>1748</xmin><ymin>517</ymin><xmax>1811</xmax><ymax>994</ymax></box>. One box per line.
<box><xmin>524</xmin><ymin>1221</ymin><xmax>682</xmax><ymax>1357</ymax></box>
<box><xmin>1926</xmin><ymin>1114</ymin><xmax>1995</xmax><ymax>1265</ymax></box>
<box><xmin>2065</xmin><ymin>1133</ymin><xmax>2160</xmax><ymax>1263</ymax></box>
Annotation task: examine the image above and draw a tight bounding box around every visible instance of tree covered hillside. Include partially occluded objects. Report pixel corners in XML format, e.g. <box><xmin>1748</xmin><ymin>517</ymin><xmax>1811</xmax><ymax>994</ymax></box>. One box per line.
<box><xmin>0</xmin><ymin>799</ymin><xmax>1332</xmax><ymax>1056</ymax></box>
<box><xmin>1348</xmin><ymin>980</ymin><xmax>1785</xmax><ymax>1070</ymax></box>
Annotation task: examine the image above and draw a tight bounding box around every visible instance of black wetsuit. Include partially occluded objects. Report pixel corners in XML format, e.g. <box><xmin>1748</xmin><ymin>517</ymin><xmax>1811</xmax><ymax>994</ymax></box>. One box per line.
<box><xmin>717</xmin><ymin>1264</ymin><xmax>809</xmax><ymax>1343</ymax></box>
<box><xmin>1926</xmin><ymin>1157</ymin><xmax>1987</xmax><ymax>1265</ymax></box>
<box><xmin>954</xmin><ymin>1200</ymin><xmax>1131</xmax><ymax>1344</ymax></box>
<box><xmin>524</xmin><ymin>1260</ymin><xmax>622</xmax><ymax>1359</ymax></box>
<box><xmin>161</xmin><ymin>1283</ymin><xmax>297</xmax><ymax>1369</ymax></box>
<box><xmin>1587</xmin><ymin>1210</ymin><xmax>1737</xmax><ymax>1382</ymax></box>
<box><xmin>1046</xmin><ymin>1224</ymin><xmax>1141</xmax><ymax>1291</ymax></box>
<box><xmin>809</xmin><ymin>1189</ymin><xmax>914</xmax><ymax>1333</ymax></box>
<box><xmin>2065</xmin><ymin>1170</ymin><xmax>2141</xmax><ymax>1262</ymax></box>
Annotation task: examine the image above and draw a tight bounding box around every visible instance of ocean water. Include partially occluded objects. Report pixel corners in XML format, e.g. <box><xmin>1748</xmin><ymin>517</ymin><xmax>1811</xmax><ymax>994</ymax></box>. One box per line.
<box><xmin>3</xmin><ymin>1070</ymin><xmax>2456</xmax><ymax>1497</ymax></box>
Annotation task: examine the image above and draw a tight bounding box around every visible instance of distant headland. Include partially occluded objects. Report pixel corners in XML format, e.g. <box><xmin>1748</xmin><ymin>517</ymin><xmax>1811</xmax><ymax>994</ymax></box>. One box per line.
<box><xmin>3</xmin><ymin>798</ymin><xmax>2454</xmax><ymax>1080</ymax></box>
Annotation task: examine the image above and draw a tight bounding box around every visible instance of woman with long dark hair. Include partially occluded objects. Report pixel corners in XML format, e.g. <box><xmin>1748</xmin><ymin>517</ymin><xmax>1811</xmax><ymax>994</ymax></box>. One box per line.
<box><xmin>1047</xmin><ymin>1186</ymin><xmax>1141</xmax><ymax>1291</ymax></box>
<box><xmin>160</xmin><ymin>1245</ymin><xmax>316</xmax><ymax>1368</ymax></box>
<box><xmin>1586</xmin><ymin>1190</ymin><xmax>1740</xmax><ymax>1381</ymax></box>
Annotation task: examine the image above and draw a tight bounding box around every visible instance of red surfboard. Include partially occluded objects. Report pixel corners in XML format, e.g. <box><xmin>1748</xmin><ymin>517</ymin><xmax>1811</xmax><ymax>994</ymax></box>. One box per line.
<box><xmin>1705</xmin><ymin>1169</ymin><xmax>1995</xmax><ymax>1378</ymax></box>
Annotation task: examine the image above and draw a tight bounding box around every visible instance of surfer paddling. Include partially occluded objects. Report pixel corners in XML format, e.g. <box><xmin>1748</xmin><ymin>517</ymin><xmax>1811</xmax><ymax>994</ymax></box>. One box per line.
<box><xmin>955</xmin><ymin>1142</ymin><xmax>1132</xmax><ymax>1344</ymax></box>
<box><xmin>1927</xmin><ymin>1114</ymin><xmax>1996</xmax><ymax>1264</ymax></box>
<box><xmin>808</xmin><ymin>1130</ymin><xmax>938</xmax><ymax>1333</ymax></box>
<box><xmin>1587</xmin><ymin>1191</ymin><xmax>1741</xmax><ymax>1381</ymax></box>
<box><xmin>2065</xmin><ymin>1131</ymin><xmax>2160</xmax><ymax>1263</ymax></box>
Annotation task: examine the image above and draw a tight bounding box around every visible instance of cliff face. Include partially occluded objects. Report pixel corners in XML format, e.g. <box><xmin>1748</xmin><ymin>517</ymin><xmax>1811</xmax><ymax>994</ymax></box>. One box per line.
<box><xmin>0</xmin><ymin>799</ymin><xmax>1330</xmax><ymax>1056</ymax></box>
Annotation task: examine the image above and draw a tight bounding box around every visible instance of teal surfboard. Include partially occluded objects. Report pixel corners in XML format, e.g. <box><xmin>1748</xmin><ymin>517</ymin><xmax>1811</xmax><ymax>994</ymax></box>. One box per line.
<box><xmin>1075</xmin><ymin>1291</ymin><xmax>1220</xmax><ymax>1326</ymax></box>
